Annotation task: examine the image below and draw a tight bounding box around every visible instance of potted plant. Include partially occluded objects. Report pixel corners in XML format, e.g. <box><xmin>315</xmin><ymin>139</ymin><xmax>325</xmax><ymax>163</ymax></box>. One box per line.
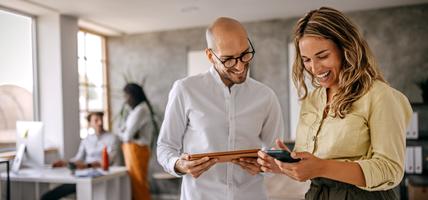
<box><xmin>416</xmin><ymin>78</ymin><xmax>428</xmax><ymax>104</ymax></box>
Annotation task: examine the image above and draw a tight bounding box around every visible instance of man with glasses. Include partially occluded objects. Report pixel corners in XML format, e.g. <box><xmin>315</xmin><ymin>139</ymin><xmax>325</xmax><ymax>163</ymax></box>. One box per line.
<box><xmin>157</xmin><ymin>17</ymin><xmax>284</xmax><ymax>200</ymax></box>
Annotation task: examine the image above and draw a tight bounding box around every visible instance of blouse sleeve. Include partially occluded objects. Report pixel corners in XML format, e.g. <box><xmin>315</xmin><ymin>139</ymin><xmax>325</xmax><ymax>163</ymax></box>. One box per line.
<box><xmin>356</xmin><ymin>88</ymin><xmax>412</xmax><ymax>191</ymax></box>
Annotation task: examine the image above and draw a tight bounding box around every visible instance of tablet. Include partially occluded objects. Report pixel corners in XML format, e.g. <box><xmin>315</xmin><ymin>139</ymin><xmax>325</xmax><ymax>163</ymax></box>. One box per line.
<box><xmin>188</xmin><ymin>149</ymin><xmax>260</xmax><ymax>163</ymax></box>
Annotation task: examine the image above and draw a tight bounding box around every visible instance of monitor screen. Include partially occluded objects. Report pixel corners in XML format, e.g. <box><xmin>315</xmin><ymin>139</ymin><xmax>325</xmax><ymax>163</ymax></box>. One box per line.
<box><xmin>15</xmin><ymin>121</ymin><xmax>44</xmax><ymax>169</ymax></box>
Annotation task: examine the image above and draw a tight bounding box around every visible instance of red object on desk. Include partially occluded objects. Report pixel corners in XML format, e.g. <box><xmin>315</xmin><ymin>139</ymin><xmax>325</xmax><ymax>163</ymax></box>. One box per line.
<box><xmin>102</xmin><ymin>145</ymin><xmax>109</xmax><ymax>171</ymax></box>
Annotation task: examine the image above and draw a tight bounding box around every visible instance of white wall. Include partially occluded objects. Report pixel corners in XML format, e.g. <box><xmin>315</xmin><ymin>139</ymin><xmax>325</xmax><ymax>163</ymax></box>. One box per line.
<box><xmin>288</xmin><ymin>42</ymin><xmax>299</xmax><ymax>142</ymax></box>
<box><xmin>187</xmin><ymin>50</ymin><xmax>211</xmax><ymax>76</ymax></box>
<box><xmin>37</xmin><ymin>13</ymin><xmax>80</xmax><ymax>159</ymax></box>
<box><xmin>59</xmin><ymin>15</ymin><xmax>80</xmax><ymax>159</ymax></box>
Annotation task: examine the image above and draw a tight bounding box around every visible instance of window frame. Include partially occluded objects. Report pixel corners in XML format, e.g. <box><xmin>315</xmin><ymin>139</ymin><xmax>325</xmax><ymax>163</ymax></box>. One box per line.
<box><xmin>77</xmin><ymin>29</ymin><xmax>111</xmax><ymax>137</ymax></box>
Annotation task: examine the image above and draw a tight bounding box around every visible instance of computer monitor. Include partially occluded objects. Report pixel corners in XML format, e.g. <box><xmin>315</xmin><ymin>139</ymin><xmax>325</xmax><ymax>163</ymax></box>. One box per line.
<box><xmin>13</xmin><ymin>121</ymin><xmax>44</xmax><ymax>171</ymax></box>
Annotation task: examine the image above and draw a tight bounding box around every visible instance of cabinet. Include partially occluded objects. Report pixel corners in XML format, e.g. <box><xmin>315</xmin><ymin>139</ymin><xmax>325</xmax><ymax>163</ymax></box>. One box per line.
<box><xmin>401</xmin><ymin>103</ymin><xmax>428</xmax><ymax>200</ymax></box>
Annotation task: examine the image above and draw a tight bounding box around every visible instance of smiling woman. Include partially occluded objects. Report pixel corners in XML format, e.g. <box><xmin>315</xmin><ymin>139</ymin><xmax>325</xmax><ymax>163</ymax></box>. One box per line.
<box><xmin>258</xmin><ymin>7</ymin><xmax>413</xmax><ymax>200</ymax></box>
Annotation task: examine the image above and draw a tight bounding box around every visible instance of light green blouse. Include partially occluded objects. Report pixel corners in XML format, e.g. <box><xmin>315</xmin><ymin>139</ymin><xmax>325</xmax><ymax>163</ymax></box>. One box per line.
<box><xmin>294</xmin><ymin>80</ymin><xmax>412</xmax><ymax>191</ymax></box>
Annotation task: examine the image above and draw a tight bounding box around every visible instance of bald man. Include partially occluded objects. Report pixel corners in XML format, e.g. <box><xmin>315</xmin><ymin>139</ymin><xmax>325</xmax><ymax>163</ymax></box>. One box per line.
<box><xmin>157</xmin><ymin>17</ymin><xmax>284</xmax><ymax>200</ymax></box>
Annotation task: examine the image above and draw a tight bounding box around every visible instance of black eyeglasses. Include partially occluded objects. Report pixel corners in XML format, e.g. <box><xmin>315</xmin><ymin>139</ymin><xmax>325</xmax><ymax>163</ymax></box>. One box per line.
<box><xmin>210</xmin><ymin>39</ymin><xmax>256</xmax><ymax>68</ymax></box>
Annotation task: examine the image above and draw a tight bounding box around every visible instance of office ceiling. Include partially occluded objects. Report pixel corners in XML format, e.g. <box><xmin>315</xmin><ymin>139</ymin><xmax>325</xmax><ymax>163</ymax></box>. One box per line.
<box><xmin>21</xmin><ymin>0</ymin><xmax>428</xmax><ymax>35</ymax></box>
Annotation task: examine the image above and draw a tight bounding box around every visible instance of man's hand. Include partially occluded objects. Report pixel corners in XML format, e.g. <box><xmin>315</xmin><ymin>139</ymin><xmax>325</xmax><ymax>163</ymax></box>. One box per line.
<box><xmin>74</xmin><ymin>160</ymin><xmax>87</xmax><ymax>169</ymax></box>
<box><xmin>52</xmin><ymin>160</ymin><xmax>67</xmax><ymax>168</ymax></box>
<box><xmin>174</xmin><ymin>154</ymin><xmax>217</xmax><ymax>178</ymax></box>
<box><xmin>87</xmin><ymin>161</ymin><xmax>101</xmax><ymax>168</ymax></box>
<box><xmin>232</xmin><ymin>157</ymin><xmax>261</xmax><ymax>175</ymax></box>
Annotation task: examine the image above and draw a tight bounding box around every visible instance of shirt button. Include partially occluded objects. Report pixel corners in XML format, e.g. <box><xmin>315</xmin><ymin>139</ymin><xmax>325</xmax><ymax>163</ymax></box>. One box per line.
<box><xmin>312</xmin><ymin>136</ymin><xmax>316</xmax><ymax>141</ymax></box>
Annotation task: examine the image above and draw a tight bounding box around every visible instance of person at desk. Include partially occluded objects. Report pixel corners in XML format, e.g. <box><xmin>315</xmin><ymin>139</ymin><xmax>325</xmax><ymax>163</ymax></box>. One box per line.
<box><xmin>41</xmin><ymin>112</ymin><xmax>121</xmax><ymax>200</ymax></box>
<box><xmin>157</xmin><ymin>17</ymin><xmax>284</xmax><ymax>200</ymax></box>
<box><xmin>257</xmin><ymin>7</ymin><xmax>412</xmax><ymax>200</ymax></box>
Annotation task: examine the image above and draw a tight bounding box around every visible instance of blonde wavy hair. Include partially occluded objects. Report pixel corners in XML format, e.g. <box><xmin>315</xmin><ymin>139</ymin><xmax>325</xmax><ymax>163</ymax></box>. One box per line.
<box><xmin>292</xmin><ymin>7</ymin><xmax>385</xmax><ymax>118</ymax></box>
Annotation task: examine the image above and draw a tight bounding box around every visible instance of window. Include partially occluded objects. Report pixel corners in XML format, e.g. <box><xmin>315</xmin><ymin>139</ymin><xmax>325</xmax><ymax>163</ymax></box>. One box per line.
<box><xmin>77</xmin><ymin>30</ymin><xmax>110</xmax><ymax>139</ymax></box>
<box><xmin>0</xmin><ymin>9</ymin><xmax>36</xmax><ymax>147</ymax></box>
<box><xmin>187</xmin><ymin>50</ymin><xmax>210</xmax><ymax>76</ymax></box>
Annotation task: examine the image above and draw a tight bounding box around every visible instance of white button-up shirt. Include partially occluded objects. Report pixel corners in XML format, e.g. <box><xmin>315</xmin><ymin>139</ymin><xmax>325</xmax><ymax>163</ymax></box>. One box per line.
<box><xmin>118</xmin><ymin>102</ymin><xmax>153</xmax><ymax>146</ymax></box>
<box><xmin>70</xmin><ymin>132</ymin><xmax>121</xmax><ymax>166</ymax></box>
<box><xmin>157</xmin><ymin>67</ymin><xmax>284</xmax><ymax>200</ymax></box>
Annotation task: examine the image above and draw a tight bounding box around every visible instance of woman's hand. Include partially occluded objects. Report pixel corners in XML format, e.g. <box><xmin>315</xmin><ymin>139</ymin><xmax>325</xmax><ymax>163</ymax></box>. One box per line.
<box><xmin>232</xmin><ymin>157</ymin><xmax>261</xmax><ymax>175</ymax></box>
<box><xmin>274</xmin><ymin>151</ymin><xmax>324</xmax><ymax>182</ymax></box>
<box><xmin>257</xmin><ymin>138</ymin><xmax>290</xmax><ymax>173</ymax></box>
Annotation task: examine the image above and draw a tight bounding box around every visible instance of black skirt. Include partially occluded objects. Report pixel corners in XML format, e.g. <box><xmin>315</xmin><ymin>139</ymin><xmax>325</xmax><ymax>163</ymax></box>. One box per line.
<box><xmin>305</xmin><ymin>178</ymin><xmax>398</xmax><ymax>200</ymax></box>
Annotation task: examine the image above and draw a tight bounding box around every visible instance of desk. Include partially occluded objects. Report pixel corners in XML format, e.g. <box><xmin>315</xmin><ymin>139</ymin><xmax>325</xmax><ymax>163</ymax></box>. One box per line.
<box><xmin>1</xmin><ymin>166</ymin><xmax>130</xmax><ymax>200</ymax></box>
<box><xmin>0</xmin><ymin>159</ymin><xmax>10</xmax><ymax>200</ymax></box>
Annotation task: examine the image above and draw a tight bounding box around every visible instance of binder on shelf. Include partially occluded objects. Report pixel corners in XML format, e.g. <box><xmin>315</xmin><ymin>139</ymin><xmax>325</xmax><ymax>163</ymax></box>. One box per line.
<box><xmin>406</xmin><ymin>112</ymin><xmax>418</xmax><ymax>139</ymax></box>
<box><xmin>405</xmin><ymin>147</ymin><xmax>414</xmax><ymax>174</ymax></box>
<box><xmin>414</xmin><ymin>146</ymin><xmax>423</xmax><ymax>174</ymax></box>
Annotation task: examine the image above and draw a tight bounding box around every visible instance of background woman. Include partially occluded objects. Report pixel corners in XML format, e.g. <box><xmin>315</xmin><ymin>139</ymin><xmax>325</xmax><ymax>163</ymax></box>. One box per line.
<box><xmin>119</xmin><ymin>83</ymin><xmax>158</xmax><ymax>200</ymax></box>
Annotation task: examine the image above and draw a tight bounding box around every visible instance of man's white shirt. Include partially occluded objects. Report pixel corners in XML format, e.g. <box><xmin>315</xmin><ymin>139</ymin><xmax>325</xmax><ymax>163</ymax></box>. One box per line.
<box><xmin>157</xmin><ymin>67</ymin><xmax>284</xmax><ymax>200</ymax></box>
<box><xmin>71</xmin><ymin>132</ymin><xmax>121</xmax><ymax>165</ymax></box>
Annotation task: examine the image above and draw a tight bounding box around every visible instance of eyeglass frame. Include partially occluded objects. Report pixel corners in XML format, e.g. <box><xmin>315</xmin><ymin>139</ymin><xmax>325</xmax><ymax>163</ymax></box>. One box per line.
<box><xmin>209</xmin><ymin>38</ymin><xmax>256</xmax><ymax>68</ymax></box>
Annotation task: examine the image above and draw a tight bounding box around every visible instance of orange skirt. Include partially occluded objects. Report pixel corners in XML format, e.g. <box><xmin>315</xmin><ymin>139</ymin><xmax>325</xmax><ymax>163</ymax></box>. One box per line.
<box><xmin>122</xmin><ymin>143</ymin><xmax>151</xmax><ymax>200</ymax></box>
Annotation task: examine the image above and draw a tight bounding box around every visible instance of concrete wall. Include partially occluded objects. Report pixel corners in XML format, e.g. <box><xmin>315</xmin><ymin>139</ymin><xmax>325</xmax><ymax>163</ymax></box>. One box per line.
<box><xmin>348</xmin><ymin>5</ymin><xmax>428</xmax><ymax>102</ymax></box>
<box><xmin>108</xmin><ymin>3</ymin><xmax>428</xmax><ymax>138</ymax></box>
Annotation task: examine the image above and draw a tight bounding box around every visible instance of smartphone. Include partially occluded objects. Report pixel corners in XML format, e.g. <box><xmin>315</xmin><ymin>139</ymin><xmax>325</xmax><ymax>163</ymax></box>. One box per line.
<box><xmin>265</xmin><ymin>150</ymin><xmax>300</xmax><ymax>163</ymax></box>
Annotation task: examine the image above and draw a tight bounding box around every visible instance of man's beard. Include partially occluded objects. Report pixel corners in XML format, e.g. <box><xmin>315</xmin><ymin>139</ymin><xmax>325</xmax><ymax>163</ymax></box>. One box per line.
<box><xmin>227</xmin><ymin>63</ymin><xmax>250</xmax><ymax>84</ymax></box>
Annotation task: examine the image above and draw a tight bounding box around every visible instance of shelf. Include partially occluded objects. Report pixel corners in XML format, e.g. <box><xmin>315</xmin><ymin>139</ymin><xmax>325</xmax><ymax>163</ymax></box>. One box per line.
<box><xmin>407</xmin><ymin>175</ymin><xmax>428</xmax><ymax>186</ymax></box>
<box><xmin>411</xmin><ymin>102</ymin><xmax>428</xmax><ymax>106</ymax></box>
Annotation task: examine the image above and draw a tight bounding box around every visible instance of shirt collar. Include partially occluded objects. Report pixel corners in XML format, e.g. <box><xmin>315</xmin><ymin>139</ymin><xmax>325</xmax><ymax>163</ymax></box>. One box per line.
<box><xmin>209</xmin><ymin>66</ymin><xmax>248</xmax><ymax>90</ymax></box>
<box><xmin>320</xmin><ymin>87</ymin><xmax>334</xmax><ymax>117</ymax></box>
<box><xmin>321</xmin><ymin>87</ymin><xmax>327</xmax><ymax>106</ymax></box>
<box><xmin>209</xmin><ymin>66</ymin><xmax>225</xmax><ymax>87</ymax></box>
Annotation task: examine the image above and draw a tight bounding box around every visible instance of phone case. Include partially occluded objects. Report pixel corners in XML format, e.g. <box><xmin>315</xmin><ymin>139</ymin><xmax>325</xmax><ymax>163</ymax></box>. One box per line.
<box><xmin>265</xmin><ymin>150</ymin><xmax>300</xmax><ymax>163</ymax></box>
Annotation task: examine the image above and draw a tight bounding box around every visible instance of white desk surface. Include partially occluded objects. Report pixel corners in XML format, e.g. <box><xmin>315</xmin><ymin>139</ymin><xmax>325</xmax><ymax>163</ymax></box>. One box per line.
<box><xmin>1</xmin><ymin>166</ymin><xmax>131</xmax><ymax>200</ymax></box>
<box><xmin>2</xmin><ymin>166</ymin><xmax>128</xmax><ymax>184</ymax></box>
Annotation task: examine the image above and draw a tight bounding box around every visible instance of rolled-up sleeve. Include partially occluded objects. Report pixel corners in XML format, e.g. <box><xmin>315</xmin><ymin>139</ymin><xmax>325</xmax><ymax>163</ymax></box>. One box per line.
<box><xmin>356</xmin><ymin>89</ymin><xmax>412</xmax><ymax>191</ymax></box>
<box><xmin>157</xmin><ymin>81</ymin><xmax>188</xmax><ymax>177</ymax></box>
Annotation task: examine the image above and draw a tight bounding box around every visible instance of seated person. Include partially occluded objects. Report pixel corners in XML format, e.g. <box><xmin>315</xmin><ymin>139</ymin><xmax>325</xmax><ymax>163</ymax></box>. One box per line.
<box><xmin>41</xmin><ymin>112</ymin><xmax>121</xmax><ymax>200</ymax></box>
